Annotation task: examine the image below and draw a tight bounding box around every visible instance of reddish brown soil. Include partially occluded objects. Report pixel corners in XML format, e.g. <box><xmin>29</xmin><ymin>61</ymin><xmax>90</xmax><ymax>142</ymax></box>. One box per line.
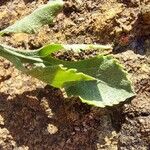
<box><xmin>0</xmin><ymin>0</ymin><xmax>150</xmax><ymax>150</ymax></box>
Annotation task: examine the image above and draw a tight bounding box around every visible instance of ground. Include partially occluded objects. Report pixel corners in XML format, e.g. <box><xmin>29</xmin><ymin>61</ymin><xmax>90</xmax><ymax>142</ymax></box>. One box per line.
<box><xmin>0</xmin><ymin>0</ymin><xmax>150</xmax><ymax>150</ymax></box>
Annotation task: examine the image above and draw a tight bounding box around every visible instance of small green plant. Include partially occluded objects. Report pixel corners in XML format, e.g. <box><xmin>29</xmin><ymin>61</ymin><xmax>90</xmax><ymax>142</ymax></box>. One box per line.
<box><xmin>0</xmin><ymin>0</ymin><xmax>134</xmax><ymax>107</ymax></box>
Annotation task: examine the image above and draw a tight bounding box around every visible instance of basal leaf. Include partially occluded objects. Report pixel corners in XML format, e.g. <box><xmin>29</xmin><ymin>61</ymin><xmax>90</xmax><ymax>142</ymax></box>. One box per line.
<box><xmin>65</xmin><ymin>80</ymin><xmax>134</xmax><ymax>107</ymax></box>
<box><xmin>0</xmin><ymin>44</ymin><xmax>134</xmax><ymax>107</ymax></box>
<box><xmin>0</xmin><ymin>0</ymin><xmax>64</xmax><ymax>34</ymax></box>
<box><xmin>25</xmin><ymin>65</ymin><xmax>94</xmax><ymax>88</ymax></box>
<box><xmin>0</xmin><ymin>44</ymin><xmax>94</xmax><ymax>88</ymax></box>
<box><xmin>63</xmin><ymin>56</ymin><xmax>135</xmax><ymax>107</ymax></box>
<box><xmin>37</xmin><ymin>53</ymin><xmax>135</xmax><ymax>107</ymax></box>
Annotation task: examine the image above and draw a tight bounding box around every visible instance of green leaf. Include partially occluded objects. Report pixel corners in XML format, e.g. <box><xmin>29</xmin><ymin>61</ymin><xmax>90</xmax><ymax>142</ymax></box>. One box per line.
<box><xmin>66</xmin><ymin>80</ymin><xmax>134</xmax><ymax>107</ymax></box>
<box><xmin>25</xmin><ymin>65</ymin><xmax>94</xmax><ymax>88</ymax></box>
<box><xmin>36</xmin><ymin>50</ymin><xmax>134</xmax><ymax>107</ymax></box>
<box><xmin>0</xmin><ymin>0</ymin><xmax>64</xmax><ymax>34</ymax></box>
<box><xmin>63</xmin><ymin>56</ymin><xmax>135</xmax><ymax>107</ymax></box>
<box><xmin>0</xmin><ymin>44</ymin><xmax>94</xmax><ymax>88</ymax></box>
<box><xmin>0</xmin><ymin>44</ymin><xmax>134</xmax><ymax>107</ymax></box>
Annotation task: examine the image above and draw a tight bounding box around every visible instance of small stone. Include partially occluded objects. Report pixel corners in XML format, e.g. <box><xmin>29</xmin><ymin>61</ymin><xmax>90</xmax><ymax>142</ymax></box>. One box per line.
<box><xmin>47</xmin><ymin>124</ymin><xmax>58</xmax><ymax>134</ymax></box>
<box><xmin>0</xmin><ymin>115</ymin><xmax>4</xmax><ymax>125</ymax></box>
<box><xmin>74</xmin><ymin>127</ymin><xmax>80</xmax><ymax>131</ymax></box>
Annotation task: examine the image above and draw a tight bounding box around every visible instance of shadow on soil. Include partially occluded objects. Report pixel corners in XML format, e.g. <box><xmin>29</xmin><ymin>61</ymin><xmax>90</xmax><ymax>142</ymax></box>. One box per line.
<box><xmin>0</xmin><ymin>86</ymin><xmax>125</xmax><ymax>149</ymax></box>
<box><xmin>0</xmin><ymin>0</ymin><xmax>10</xmax><ymax>6</ymax></box>
<box><xmin>23</xmin><ymin>0</ymin><xmax>35</xmax><ymax>4</ymax></box>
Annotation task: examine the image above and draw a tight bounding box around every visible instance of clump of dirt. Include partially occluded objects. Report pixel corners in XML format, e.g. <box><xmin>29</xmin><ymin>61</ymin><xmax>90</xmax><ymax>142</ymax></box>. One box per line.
<box><xmin>0</xmin><ymin>0</ymin><xmax>150</xmax><ymax>150</ymax></box>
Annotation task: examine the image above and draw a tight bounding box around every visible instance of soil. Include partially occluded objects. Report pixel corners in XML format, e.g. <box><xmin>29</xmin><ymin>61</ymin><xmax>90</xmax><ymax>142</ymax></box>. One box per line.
<box><xmin>0</xmin><ymin>0</ymin><xmax>150</xmax><ymax>150</ymax></box>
